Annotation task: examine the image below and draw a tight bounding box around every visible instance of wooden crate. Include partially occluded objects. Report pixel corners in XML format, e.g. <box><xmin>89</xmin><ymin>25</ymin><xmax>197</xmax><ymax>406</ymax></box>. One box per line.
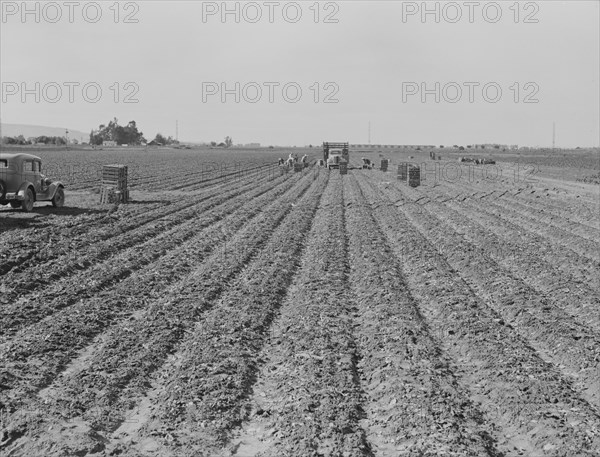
<box><xmin>408</xmin><ymin>165</ymin><xmax>421</xmax><ymax>187</ymax></box>
<box><xmin>294</xmin><ymin>163</ymin><xmax>303</xmax><ymax>173</ymax></box>
<box><xmin>102</xmin><ymin>165</ymin><xmax>127</xmax><ymax>179</ymax></box>
<box><xmin>100</xmin><ymin>186</ymin><xmax>130</xmax><ymax>204</ymax></box>
<box><xmin>381</xmin><ymin>159</ymin><xmax>388</xmax><ymax>172</ymax></box>
<box><xmin>339</xmin><ymin>163</ymin><xmax>348</xmax><ymax>175</ymax></box>
<box><xmin>101</xmin><ymin>164</ymin><xmax>129</xmax><ymax>200</ymax></box>
<box><xmin>100</xmin><ymin>186</ymin><xmax>117</xmax><ymax>204</ymax></box>
<box><xmin>101</xmin><ymin>177</ymin><xmax>127</xmax><ymax>187</ymax></box>
<box><xmin>102</xmin><ymin>165</ymin><xmax>128</xmax><ymax>188</ymax></box>
<box><xmin>397</xmin><ymin>163</ymin><xmax>407</xmax><ymax>181</ymax></box>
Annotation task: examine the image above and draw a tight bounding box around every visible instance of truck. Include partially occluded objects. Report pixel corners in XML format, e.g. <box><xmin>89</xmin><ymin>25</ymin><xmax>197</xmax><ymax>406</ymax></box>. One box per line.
<box><xmin>323</xmin><ymin>142</ymin><xmax>349</xmax><ymax>170</ymax></box>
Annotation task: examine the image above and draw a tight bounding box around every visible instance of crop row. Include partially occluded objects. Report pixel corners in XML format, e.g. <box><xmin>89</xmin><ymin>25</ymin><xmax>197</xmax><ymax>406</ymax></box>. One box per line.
<box><xmin>0</xmin><ymin>171</ymin><xmax>296</xmax><ymax>340</ymax></box>
<box><xmin>355</xmin><ymin>171</ymin><xmax>600</xmax><ymax>456</ymax></box>
<box><xmin>1</xmin><ymin>169</ymin><xmax>325</xmax><ymax>456</ymax></box>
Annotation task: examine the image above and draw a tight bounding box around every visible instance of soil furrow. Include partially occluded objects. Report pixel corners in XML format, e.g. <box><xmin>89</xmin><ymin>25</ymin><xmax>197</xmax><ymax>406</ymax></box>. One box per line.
<box><xmin>0</xmin><ymin>170</ymin><xmax>276</xmax><ymax>292</ymax></box>
<box><xmin>342</xmin><ymin>174</ymin><xmax>498</xmax><ymax>456</ymax></box>
<box><xmin>0</xmin><ymin>173</ymin><xmax>311</xmax><ymax>413</ymax></box>
<box><xmin>96</xmin><ymin>170</ymin><xmax>329</xmax><ymax>456</ymax></box>
<box><xmin>230</xmin><ymin>173</ymin><xmax>372</xmax><ymax>457</ymax></box>
<box><xmin>402</xmin><ymin>179</ymin><xmax>600</xmax><ymax>291</ymax></box>
<box><xmin>433</xmin><ymin>177</ymin><xmax>599</xmax><ymax>263</ymax></box>
<box><xmin>378</xmin><ymin>183</ymin><xmax>600</xmax><ymax>410</ymax></box>
<box><xmin>0</xmin><ymin>170</ymin><xmax>323</xmax><ymax>457</ymax></box>
<box><xmin>355</xmin><ymin>171</ymin><xmax>600</xmax><ymax>457</ymax></box>
<box><xmin>0</xmin><ymin>173</ymin><xmax>294</xmax><ymax>338</ymax></box>
<box><xmin>416</xmin><ymin>192</ymin><xmax>600</xmax><ymax>335</ymax></box>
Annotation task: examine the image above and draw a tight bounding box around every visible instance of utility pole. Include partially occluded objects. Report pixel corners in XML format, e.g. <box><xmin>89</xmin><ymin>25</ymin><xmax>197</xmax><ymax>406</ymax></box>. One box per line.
<box><xmin>176</xmin><ymin>120</ymin><xmax>179</xmax><ymax>142</ymax></box>
<box><xmin>552</xmin><ymin>122</ymin><xmax>556</xmax><ymax>150</ymax></box>
<box><xmin>368</xmin><ymin>121</ymin><xmax>371</xmax><ymax>145</ymax></box>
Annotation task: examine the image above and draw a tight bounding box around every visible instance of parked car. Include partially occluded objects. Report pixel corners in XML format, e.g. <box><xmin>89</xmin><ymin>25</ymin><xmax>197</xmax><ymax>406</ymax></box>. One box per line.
<box><xmin>0</xmin><ymin>153</ymin><xmax>65</xmax><ymax>212</ymax></box>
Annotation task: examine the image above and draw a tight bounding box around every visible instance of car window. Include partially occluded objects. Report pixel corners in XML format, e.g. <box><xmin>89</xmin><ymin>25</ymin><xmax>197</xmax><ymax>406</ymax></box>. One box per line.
<box><xmin>33</xmin><ymin>161</ymin><xmax>41</xmax><ymax>172</ymax></box>
<box><xmin>0</xmin><ymin>159</ymin><xmax>7</xmax><ymax>168</ymax></box>
<box><xmin>23</xmin><ymin>161</ymin><xmax>34</xmax><ymax>172</ymax></box>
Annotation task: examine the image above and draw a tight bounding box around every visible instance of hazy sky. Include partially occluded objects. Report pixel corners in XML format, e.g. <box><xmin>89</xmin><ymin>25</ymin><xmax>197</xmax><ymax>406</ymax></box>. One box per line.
<box><xmin>1</xmin><ymin>0</ymin><xmax>599</xmax><ymax>146</ymax></box>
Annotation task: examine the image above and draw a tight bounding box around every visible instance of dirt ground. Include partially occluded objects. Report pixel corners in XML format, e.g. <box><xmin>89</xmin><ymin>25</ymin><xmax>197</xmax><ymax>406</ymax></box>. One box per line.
<box><xmin>1</xmin><ymin>148</ymin><xmax>599</xmax><ymax>456</ymax></box>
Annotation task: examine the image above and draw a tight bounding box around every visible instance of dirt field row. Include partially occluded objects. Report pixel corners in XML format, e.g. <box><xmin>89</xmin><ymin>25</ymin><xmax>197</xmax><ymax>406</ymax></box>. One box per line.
<box><xmin>1</xmin><ymin>158</ymin><xmax>599</xmax><ymax>456</ymax></box>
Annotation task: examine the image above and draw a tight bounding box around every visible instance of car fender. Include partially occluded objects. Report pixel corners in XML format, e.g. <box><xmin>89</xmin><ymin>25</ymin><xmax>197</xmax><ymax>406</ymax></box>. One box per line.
<box><xmin>16</xmin><ymin>181</ymin><xmax>36</xmax><ymax>200</ymax></box>
<box><xmin>46</xmin><ymin>181</ymin><xmax>65</xmax><ymax>199</ymax></box>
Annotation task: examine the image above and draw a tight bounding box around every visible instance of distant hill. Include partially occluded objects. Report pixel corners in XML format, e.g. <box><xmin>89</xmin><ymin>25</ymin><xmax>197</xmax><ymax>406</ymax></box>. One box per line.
<box><xmin>0</xmin><ymin>123</ymin><xmax>89</xmax><ymax>142</ymax></box>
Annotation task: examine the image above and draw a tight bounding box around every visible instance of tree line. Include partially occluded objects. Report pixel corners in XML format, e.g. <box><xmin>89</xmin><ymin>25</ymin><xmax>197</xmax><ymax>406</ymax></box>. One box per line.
<box><xmin>1</xmin><ymin>135</ymin><xmax>68</xmax><ymax>145</ymax></box>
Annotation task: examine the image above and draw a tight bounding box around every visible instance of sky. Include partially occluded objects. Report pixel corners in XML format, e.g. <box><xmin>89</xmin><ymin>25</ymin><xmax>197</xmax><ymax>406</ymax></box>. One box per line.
<box><xmin>1</xmin><ymin>0</ymin><xmax>599</xmax><ymax>147</ymax></box>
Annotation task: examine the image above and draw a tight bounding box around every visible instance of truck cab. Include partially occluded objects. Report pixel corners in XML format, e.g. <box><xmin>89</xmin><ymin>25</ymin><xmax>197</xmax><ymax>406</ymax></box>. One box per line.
<box><xmin>323</xmin><ymin>142</ymin><xmax>349</xmax><ymax>170</ymax></box>
<box><xmin>326</xmin><ymin>148</ymin><xmax>345</xmax><ymax>169</ymax></box>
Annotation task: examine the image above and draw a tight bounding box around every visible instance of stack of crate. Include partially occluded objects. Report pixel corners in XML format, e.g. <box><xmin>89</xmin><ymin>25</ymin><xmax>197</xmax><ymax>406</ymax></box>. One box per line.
<box><xmin>397</xmin><ymin>163</ymin><xmax>408</xmax><ymax>181</ymax></box>
<box><xmin>101</xmin><ymin>164</ymin><xmax>129</xmax><ymax>203</ymax></box>
<box><xmin>294</xmin><ymin>163</ymin><xmax>303</xmax><ymax>173</ymax></box>
<box><xmin>380</xmin><ymin>159</ymin><xmax>389</xmax><ymax>172</ymax></box>
<box><xmin>408</xmin><ymin>165</ymin><xmax>421</xmax><ymax>187</ymax></box>
<box><xmin>339</xmin><ymin>163</ymin><xmax>348</xmax><ymax>175</ymax></box>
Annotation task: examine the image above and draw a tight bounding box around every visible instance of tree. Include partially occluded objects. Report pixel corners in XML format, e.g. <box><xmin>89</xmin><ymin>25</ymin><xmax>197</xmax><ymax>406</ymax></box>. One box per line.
<box><xmin>154</xmin><ymin>133</ymin><xmax>168</xmax><ymax>145</ymax></box>
<box><xmin>210</xmin><ymin>141</ymin><xmax>217</xmax><ymax>147</ymax></box>
<box><xmin>89</xmin><ymin>118</ymin><xmax>145</xmax><ymax>146</ymax></box>
<box><xmin>224</xmin><ymin>136</ymin><xmax>233</xmax><ymax>148</ymax></box>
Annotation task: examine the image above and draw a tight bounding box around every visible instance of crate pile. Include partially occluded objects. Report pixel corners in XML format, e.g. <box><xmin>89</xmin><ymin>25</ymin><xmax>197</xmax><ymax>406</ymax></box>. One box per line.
<box><xmin>396</xmin><ymin>163</ymin><xmax>421</xmax><ymax>187</ymax></box>
<box><xmin>339</xmin><ymin>163</ymin><xmax>348</xmax><ymax>175</ymax></box>
<box><xmin>294</xmin><ymin>163</ymin><xmax>304</xmax><ymax>173</ymax></box>
<box><xmin>380</xmin><ymin>159</ymin><xmax>389</xmax><ymax>172</ymax></box>
<box><xmin>100</xmin><ymin>164</ymin><xmax>129</xmax><ymax>204</ymax></box>
<box><xmin>408</xmin><ymin>165</ymin><xmax>421</xmax><ymax>187</ymax></box>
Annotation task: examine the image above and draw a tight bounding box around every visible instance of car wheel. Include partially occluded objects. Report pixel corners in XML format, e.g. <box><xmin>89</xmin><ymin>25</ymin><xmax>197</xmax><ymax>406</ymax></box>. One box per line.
<box><xmin>10</xmin><ymin>201</ymin><xmax>22</xmax><ymax>208</ymax></box>
<box><xmin>52</xmin><ymin>187</ymin><xmax>65</xmax><ymax>208</ymax></box>
<box><xmin>0</xmin><ymin>179</ymin><xmax>6</xmax><ymax>199</ymax></box>
<box><xmin>22</xmin><ymin>188</ymin><xmax>34</xmax><ymax>212</ymax></box>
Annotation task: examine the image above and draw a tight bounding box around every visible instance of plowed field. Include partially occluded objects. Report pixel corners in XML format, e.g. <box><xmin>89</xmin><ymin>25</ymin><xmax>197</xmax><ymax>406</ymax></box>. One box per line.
<box><xmin>1</xmin><ymin>149</ymin><xmax>599</xmax><ymax>457</ymax></box>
